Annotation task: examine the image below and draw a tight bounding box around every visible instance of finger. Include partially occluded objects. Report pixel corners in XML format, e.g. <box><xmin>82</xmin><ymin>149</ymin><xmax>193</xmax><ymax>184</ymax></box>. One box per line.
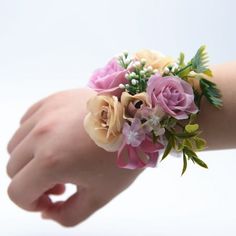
<box><xmin>7</xmin><ymin>115</ymin><xmax>38</xmax><ymax>154</ymax></box>
<box><xmin>33</xmin><ymin>194</ymin><xmax>53</xmax><ymax>211</ymax></box>
<box><xmin>45</xmin><ymin>184</ymin><xmax>66</xmax><ymax>195</ymax></box>
<box><xmin>7</xmin><ymin>156</ymin><xmax>59</xmax><ymax>212</ymax></box>
<box><xmin>7</xmin><ymin>134</ymin><xmax>35</xmax><ymax>178</ymax></box>
<box><xmin>20</xmin><ymin>98</ymin><xmax>45</xmax><ymax>125</ymax></box>
<box><xmin>41</xmin><ymin>188</ymin><xmax>105</xmax><ymax>227</ymax></box>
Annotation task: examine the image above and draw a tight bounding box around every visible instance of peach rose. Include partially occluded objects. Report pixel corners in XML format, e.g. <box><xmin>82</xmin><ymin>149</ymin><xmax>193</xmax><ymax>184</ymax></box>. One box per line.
<box><xmin>134</xmin><ymin>49</ymin><xmax>174</xmax><ymax>72</ymax></box>
<box><xmin>83</xmin><ymin>95</ymin><xmax>124</xmax><ymax>152</ymax></box>
<box><xmin>121</xmin><ymin>92</ymin><xmax>151</xmax><ymax>120</ymax></box>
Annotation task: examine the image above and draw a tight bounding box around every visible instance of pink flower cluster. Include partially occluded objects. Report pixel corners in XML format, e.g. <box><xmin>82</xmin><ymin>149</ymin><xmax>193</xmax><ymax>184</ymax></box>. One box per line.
<box><xmin>86</xmin><ymin>56</ymin><xmax>198</xmax><ymax>169</ymax></box>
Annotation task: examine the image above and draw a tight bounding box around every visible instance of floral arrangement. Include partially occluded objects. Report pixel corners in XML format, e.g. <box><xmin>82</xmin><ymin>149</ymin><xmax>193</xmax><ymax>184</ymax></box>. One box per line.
<box><xmin>83</xmin><ymin>46</ymin><xmax>222</xmax><ymax>175</ymax></box>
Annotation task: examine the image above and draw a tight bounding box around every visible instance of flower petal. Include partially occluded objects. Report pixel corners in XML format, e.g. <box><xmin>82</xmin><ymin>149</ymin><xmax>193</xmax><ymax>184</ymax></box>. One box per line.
<box><xmin>117</xmin><ymin>143</ymin><xmax>146</xmax><ymax>169</ymax></box>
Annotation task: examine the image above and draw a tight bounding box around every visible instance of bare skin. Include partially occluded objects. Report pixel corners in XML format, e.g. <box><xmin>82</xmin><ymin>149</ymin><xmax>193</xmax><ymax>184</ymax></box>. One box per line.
<box><xmin>198</xmin><ymin>61</ymin><xmax>236</xmax><ymax>149</ymax></box>
<box><xmin>6</xmin><ymin>62</ymin><xmax>236</xmax><ymax>227</ymax></box>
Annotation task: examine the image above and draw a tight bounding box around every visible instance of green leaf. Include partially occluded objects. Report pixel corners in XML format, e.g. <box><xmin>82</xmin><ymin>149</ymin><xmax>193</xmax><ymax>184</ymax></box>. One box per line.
<box><xmin>191</xmin><ymin>155</ymin><xmax>208</xmax><ymax>169</ymax></box>
<box><xmin>161</xmin><ymin>117</ymin><xmax>177</xmax><ymax>128</ymax></box>
<box><xmin>174</xmin><ymin>132</ymin><xmax>198</xmax><ymax>139</ymax></box>
<box><xmin>194</xmin><ymin>137</ymin><xmax>207</xmax><ymax>151</ymax></box>
<box><xmin>203</xmin><ymin>68</ymin><xmax>213</xmax><ymax>77</ymax></box>
<box><xmin>191</xmin><ymin>45</ymin><xmax>209</xmax><ymax>74</ymax></box>
<box><xmin>174</xmin><ymin>137</ymin><xmax>185</xmax><ymax>151</ymax></box>
<box><xmin>194</xmin><ymin>91</ymin><xmax>203</xmax><ymax>109</ymax></box>
<box><xmin>183</xmin><ymin>139</ymin><xmax>193</xmax><ymax>149</ymax></box>
<box><xmin>168</xmin><ymin>118</ymin><xmax>177</xmax><ymax>127</ymax></box>
<box><xmin>184</xmin><ymin>147</ymin><xmax>208</xmax><ymax>169</ymax></box>
<box><xmin>178</xmin><ymin>52</ymin><xmax>185</xmax><ymax>68</ymax></box>
<box><xmin>200</xmin><ymin>78</ymin><xmax>223</xmax><ymax>108</ymax></box>
<box><xmin>161</xmin><ymin>136</ymin><xmax>173</xmax><ymax>161</ymax></box>
<box><xmin>184</xmin><ymin>147</ymin><xmax>198</xmax><ymax>158</ymax></box>
<box><xmin>181</xmin><ymin>153</ymin><xmax>188</xmax><ymax>175</ymax></box>
<box><xmin>185</xmin><ymin>124</ymin><xmax>199</xmax><ymax>133</ymax></box>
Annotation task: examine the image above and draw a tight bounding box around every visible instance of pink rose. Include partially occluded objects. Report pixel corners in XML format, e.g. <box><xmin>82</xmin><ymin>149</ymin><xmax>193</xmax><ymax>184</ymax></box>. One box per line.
<box><xmin>88</xmin><ymin>58</ymin><xmax>129</xmax><ymax>96</ymax></box>
<box><xmin>147</xmin><ymin>74</ymin><xmax>198</xmax><ymax>120</ymax></box>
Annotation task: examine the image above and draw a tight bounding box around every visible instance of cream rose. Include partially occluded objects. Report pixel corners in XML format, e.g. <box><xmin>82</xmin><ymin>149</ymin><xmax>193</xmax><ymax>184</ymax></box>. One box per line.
<box><xmin>83</xmin><ymin>95</ymin><xmax>124</xmax><ymax>152</ymax></box>
<box><xmin>134</xmin><ymin>49</ymin><xmax>174</xmax><ymax>72</ymax></box>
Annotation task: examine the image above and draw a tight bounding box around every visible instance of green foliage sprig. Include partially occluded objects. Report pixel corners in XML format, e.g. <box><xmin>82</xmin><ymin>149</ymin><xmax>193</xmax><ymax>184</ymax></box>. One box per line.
<box><xmin>161</xmin><ymin>116</ymin><xmax>208</xmax><ymax>175</ymax></box>
<box><xmin>175</xmin><ymin>45</ymin><xmax>222</xmax><ymax>109</ymax></box>
<box><xmin>200</xmin><ymin>78</ymin><xmax>222</xmax><ymax>108</ymax></box>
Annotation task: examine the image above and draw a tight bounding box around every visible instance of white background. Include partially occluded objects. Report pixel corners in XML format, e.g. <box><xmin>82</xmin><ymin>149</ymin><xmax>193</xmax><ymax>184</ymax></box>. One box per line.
<box><xmin>0</xmin><ymin>0</ymin><xmax>236</xmax><ymax>235</ymax></box>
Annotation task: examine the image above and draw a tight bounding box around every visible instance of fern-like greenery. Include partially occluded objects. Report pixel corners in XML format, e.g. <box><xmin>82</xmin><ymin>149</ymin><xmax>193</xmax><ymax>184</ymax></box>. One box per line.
<box><xmin>200</xmin><ymin>78</ymin><xmax>223</xmax><ymax>108</ymax></box>
<box><xmin>175</xmin><ymin>45</ymin><xmax>222</xmax><ymax>109</ymax></box>
<box><xmin>191</xmin><ymin>45</ymin><xmax>211</xmax><ymax>75</ymax></box>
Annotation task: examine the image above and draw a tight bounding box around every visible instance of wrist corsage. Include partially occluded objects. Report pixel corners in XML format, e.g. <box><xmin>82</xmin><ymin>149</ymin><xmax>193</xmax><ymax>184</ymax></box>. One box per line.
<box><xmin>84</xmin><ymin>46</ymin><xmax>222</xmax><ymax>175</ymax></box>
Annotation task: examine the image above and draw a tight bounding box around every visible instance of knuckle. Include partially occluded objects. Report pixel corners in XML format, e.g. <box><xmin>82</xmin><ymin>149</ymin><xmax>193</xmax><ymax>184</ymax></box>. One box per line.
<box><xmin>7</xmin><ymin>141</ymin><xmax>13</xmax><ymax>154</ymax></box>
<box><xmin>7</xmin><ymin>183</ymin><xmax>18</xmax><ymax>204</ymax></box>
<box><xmin>33</xmin><ymin>118</ymin><xmax>57</xmax><ymax>137</ymax></box>
<box><xmin>7</xmin><ymin>136</ymin><xmax>18</xmax><ymax>154</ymax></box>
<box><xmin>39</xmin><ymin>151</ymin><xmax>61</xmax><ymax>170</ymax></box>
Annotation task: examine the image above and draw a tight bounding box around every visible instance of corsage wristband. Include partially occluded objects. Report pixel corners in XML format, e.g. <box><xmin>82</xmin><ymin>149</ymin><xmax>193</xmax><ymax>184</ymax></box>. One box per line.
<box><xmin>83</xmin><ymin>46</ymin><xmax>222</xmax><ymax>175</ymax></box>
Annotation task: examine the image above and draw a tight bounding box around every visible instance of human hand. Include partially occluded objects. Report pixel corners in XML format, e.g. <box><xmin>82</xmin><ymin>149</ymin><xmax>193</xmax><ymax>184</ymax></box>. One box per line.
<box><xmin>7</xmin><ymin>88</ymin><xmax>143</xmax><ymax>227</ymax></box>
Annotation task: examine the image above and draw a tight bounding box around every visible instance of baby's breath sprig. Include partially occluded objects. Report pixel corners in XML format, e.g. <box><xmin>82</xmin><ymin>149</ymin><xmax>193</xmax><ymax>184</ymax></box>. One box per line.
<box><xmin>117</xmin><ymin>51</ymin><xmax>132</xmax><ymax>69</ymax></box>
<box><xmin>124</xmin><ymin>59</ymin><xmax>158</xmax><ymax>95</ymax></box>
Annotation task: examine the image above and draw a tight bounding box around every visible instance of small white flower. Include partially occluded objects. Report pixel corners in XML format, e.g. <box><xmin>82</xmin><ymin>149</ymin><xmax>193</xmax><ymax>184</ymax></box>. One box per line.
<box><xmin>141</xmin><ymin>58</ymin><xmax>146</xmax><ymax>64</ymax></box>
<box><xmin>147</xmin><ymin>65</ymin><xmax>153</xmax><ymax>71</ymax></box>
<box><xmin>130</xmin><ymin>72</ymin><xmax>136</xmax><ymax>77</ymax></box>
<box><xmin>119</xmin><ymin>84</ymin><xmax>125</xmax><ymax>89</ymax></box>
<box><xmin>149</xmin><ymin>115</ymin><xmax>161</xmax><ymax>126</ymax></box>
<box><xmin>131</xmin><ymin>79</ymin><xmax>138</xmax><ymax>85</ymax></box>
<box><xmin>164</xmin><ymin>67</ymin><xmax>170</xmax><ymax>74</ymax></box>
<box><xmin>170</xmin><ymin>63</ymin><xmax>178</xmax><ymax>72</ymax></box>
<box><xmin>127</xmin><ymin>131</ymin><xmax>139</xmax><ymax>145</ymax></box>
<box><xmin>125</xmin><ymin>73</ymin><xmax>129</xmax><ymax>79</ymax></box>
<box><xmin>140</xmin><ymin>70</ymin><xmax>145</xmax><ymax>75</ymax></box>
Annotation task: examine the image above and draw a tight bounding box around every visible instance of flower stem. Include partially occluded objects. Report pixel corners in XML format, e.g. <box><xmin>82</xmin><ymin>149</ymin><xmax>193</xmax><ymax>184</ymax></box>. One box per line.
<box><xmin>175</xmin><ymin>63</ymin><xmax>192</xmax><ymax>76</ymax></box>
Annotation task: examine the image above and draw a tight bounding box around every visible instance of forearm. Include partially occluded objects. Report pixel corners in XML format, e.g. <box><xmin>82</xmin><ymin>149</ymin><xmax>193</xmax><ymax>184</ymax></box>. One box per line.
<box><xmin>198</xmin><ymin>61</ymin><xmax>236</xmax><ymax>150</ymax></box>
